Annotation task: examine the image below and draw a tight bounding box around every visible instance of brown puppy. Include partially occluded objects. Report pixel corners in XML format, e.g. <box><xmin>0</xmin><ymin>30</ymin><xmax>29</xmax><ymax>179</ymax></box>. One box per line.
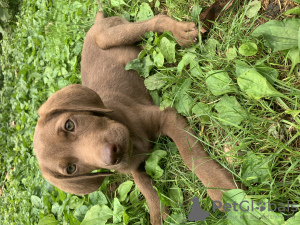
<box><xmin>34</xmin><ymin>11</ymin><xmax>239</xmax><ymax>224</ymax></box>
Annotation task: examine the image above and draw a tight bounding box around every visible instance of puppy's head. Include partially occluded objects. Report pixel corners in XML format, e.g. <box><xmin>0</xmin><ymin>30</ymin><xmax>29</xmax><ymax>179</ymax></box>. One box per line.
<box><xmin>33</xmin><ymin>84</ymin><xmax>133</xmax><ymax>195</ymax></box>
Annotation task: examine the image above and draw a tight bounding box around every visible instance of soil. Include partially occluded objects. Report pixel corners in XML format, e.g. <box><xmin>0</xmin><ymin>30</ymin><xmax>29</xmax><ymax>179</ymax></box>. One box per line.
<box><xmin>262</xmin><ymin>0</ymin><xmax>298</xmax><ymax>18</ymax></box>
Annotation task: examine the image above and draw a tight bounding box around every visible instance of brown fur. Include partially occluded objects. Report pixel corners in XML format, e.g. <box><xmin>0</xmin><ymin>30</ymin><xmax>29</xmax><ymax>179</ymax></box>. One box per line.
<box><xmin>34</xmin><ymin>12</ymin><xmax>240</xmax><ymax>224</ymax></box>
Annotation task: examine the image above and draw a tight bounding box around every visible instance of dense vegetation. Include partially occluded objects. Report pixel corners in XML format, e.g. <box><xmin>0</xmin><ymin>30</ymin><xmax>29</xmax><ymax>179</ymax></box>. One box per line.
<box><xmin>1</xmin><ymin>0</ymin><xmax>300</xmax><ymax>224</ymax></box>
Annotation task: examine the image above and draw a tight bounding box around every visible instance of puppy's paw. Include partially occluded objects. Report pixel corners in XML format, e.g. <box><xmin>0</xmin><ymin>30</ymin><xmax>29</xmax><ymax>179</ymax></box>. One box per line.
<box><xmin>173</xmin><ymin>21</ymin><xmax>199</xmax><ymax>47</ymax></box>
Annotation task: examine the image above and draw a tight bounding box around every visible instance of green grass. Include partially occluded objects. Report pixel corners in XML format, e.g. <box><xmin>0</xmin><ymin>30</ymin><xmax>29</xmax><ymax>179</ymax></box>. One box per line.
<box><xmin>1</xmin><ymin>0</ymin><xmax>300</xmax><ymax>224</ymax></box>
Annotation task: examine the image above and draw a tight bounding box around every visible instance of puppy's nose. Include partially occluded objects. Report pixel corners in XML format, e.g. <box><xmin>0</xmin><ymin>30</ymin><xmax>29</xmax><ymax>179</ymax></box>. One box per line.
<box><xmin>101</xmin><ymin>143</ymin><xmax>121</xmax><ymax>165</ymax></box>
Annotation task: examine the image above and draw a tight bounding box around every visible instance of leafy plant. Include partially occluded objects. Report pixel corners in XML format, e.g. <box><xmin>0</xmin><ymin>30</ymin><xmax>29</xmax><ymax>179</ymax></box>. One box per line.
<box><xmin>253</xmin><ymin>18</ymin><xmax>300</xmax><ymax>75</ymax></box>
<box><xmin>0</xmin><ymin>1</ymin><xmax>9</xmax><ymax>22</ymax></box>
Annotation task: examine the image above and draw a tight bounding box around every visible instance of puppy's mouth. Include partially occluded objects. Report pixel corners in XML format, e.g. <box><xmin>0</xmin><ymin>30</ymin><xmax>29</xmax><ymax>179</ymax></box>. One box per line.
<box><xmin>108</xmin><ymin>142</ymin><xmax>132</xmax><ymax>170</ymax></box>
<box><xmin>90</xmin><ymin>170</ymin><xmax>114</xmax><ymax>175</ymax></box>
<box><xmin>111</xmin><ymin>130</ymin><xmax>133</xmax><ymax>165</ymax></box>
<box><xmin>113</xmin><ymin>157</ymin><xmax>121</xmax><ymax>165</ymax></box>
<box><xmin>117</xmin><ymin>137</ymin><xmax>133</xmax><ymax>166</ymax></box>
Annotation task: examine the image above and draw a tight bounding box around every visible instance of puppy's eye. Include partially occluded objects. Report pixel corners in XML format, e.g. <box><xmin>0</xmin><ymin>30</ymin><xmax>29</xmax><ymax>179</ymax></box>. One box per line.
<box><xmin>66</xmin><ymin>164</ymin><xmax>77</xmax><ymax>174</ymax></box>
<box><xmin>65</xmin><ymin>120</ymin><xmax>75</xmax><ymax>131</ymax></box>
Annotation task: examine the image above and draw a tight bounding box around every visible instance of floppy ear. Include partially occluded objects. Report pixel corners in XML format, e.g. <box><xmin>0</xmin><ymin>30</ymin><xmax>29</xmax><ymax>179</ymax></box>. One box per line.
<box><xmin>38</xmin><ymin>84</ymin><xmax>112</xmax><ymax>119</ymax></box>
<box><xmin>46</xmin><ymin>172</ymin><xmax>113</xmax><ymax>195</ymax></box>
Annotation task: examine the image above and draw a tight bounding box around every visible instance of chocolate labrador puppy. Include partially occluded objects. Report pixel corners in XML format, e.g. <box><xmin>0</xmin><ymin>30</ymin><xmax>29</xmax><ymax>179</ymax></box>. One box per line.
<box><xmin>33</xmin><ymin>10</ymin><xmax>239</xmax><ymax>224</ymax></box>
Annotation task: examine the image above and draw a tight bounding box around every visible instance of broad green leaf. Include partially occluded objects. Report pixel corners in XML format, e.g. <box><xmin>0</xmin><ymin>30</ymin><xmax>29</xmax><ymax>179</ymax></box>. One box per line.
<box><xmin>165</xmin><ymin>213</ymin><xmax>185</xmax><ymax>224</ymax></box>
<box><xmin>68</xmin><ymin>196</ymin><xmax>84</xmax><ymax>210</ymax></box>
<box><xmin>245</xmin><ymin>0</ymin><xmax>261</xmax><ymax>18</ymax></box>
<box><xmin>241</xmin><ymin>153</ymin><xmax>271</xmax><ymax>184</ymax></box>
<box><xmin>254</xmin><ymin>64</ymin><xmax>279</xmax><ymax>84</ymax></box>
<box><xmin>0</xmin><ymin>1</ymin><xmax>9</xmax><ymax>7</ymax></box>
<box><xmin>0</xmin><ymin>8</ymin><xmax>10</xmax><ymax>21</ymax></box>
<box><xmin>81</xmin><ymin>205</ymin><xmax>113</xmax><ymax>225</ymax></box>
<box><xmin>125</xmin><ymin>58</ymin><xmax>143</xmax><ymax>73</ymax></box>
<box><xmin>190</xmin><ymin>60</ymin><xmax>202</xmax><ymax>77</ymax></box>
<box><xmin>191</xmin><ymin>5</ymin><xmax>202</xmax><ymax>18</ymax></box>
<box><xmin>43</xmin><ymin>180</ymin><xmax>53</xmax><ymax>193</ymax></box>
<box><xmin>51</xmin><ymin>203</ymin><xmax>61</xmax><ymax>217</ymax></box>
<box><xmin>136</xmin><ymin>3</ymin><xmax>154</xmax><ymax>21</ymax></box>
<box><xmin>237</xmin><ymin>70</ymin><xmax>283</xmax><ymax>99</ymax></box>
<box><xmin>236</xmin><ymin>60</ymin><xmax>252</xmax><ymax>77</ymax></box>
<box><xmin>38</xmin><ymin>214</ymin><xmax>58</xmax><ymax>225</ymax></box>
<box><xmin>215</xmin><ymin>96</ymin><xmax>246</xmax><ymax>126</ymax></box>
<box><xmin>238</xmin><ymin>42</ymin><xmax>258</xmax><ymax>56</ymax></box>
<box><xmin>69</xmin><ymin>213</ymin><xmax>81</xmax><ymax>225</ymax></box>
<box><xmin>252</xmin><ymin>18</ymin><xmax>300</xmax><ymax>52</ymax></box>
<box><xmin>205</xmin><ymin>70</ymin><xmax>236</xmax><ymax>96</ymax></box>
<box><xmin>153</xmin><ymin>51</ymin><xmax>164</xmax><ymax>67</ymax></box>
<box><xmin>125</xmin><ymin>55</ymin><xmax>154</xmax><ymax>77</ymax></box>
<box><xmin>72</xmin><ymin>1</ymin><xmax>82</xmax><ymax>9</ymax></box>
<box><xmin>159</xmin><ymin>37</ymin><xmax>176</xmax><ymax>63</ymax></box>
<box><xmin>57</xmin><ymin>189</ymin><xmax>67</xmax><ymax>201</ymax></box>
<box><xmin>168</xmin><ymin>184</ymin><xmax>183</xmax><ymax>208</ymax></box>
<box><xmin>121</xmin><ymin>11</ymin><xmax>130</xmax><ymax>21</ymax></box>
<box><xmin>285</xmin><ymin>211</ymin><xmax>300</xmax><ymax>224</ymax></box>
<box><xmin>117</xmin><ymin>181</ymin><xmax>133</xmax><ymax>202</ymax></box>
<box><xmin>144</xmin><ymin>73</ymin><xmax>166</xmax><ymax>90</ymax></box>
<box><xmin>150</xmin><ymin>90</ymin><xmax>161</xmax><ymax>106</ymax></box>
<box><xmin>42</xmin><ymin>196</ymin><xmax>51</xmax><ymax>212</ymax></box>
<box><xmin>203</xmin><ymin>39</ymin><xmax>220</xmax><ymax>59</ymax></box>
<box><xmin>57</xmin><ymin>78</ymin><xmax>70</xmax><ymax>89</ymax></box>
<box><xmin>139</xmin><ymin>48</ymin><xmax>149</xmax><ymax>59</ymax></box>
<box><xmin>235</xmin><ymin>60</ymin><xmax>278</xmax><ymax>84</ymax></box>
<box><xmin>226</xmin><ymin>47</ymin><xmax>237</xmax><ymax>60</ymax></box>
<box><xmin>113</xmin><ymin>198</ymin><xmax>125</xmax><ymax>223</ymax></box>
<box><xmin>160</xmin><ymin>98</ymin><xmax>172</xmax><ymax>110</ymax></box>
<box><xmin>153</xmin><ymin>30</ymin><xmax>168</xmax><ymax>46</ymax></box>
<box><xmin>177</xmin><ymin>53</ymin><xmax>196</xmax><ymax>74</ymax></box>
<box><xmin>293</xmin><ymin>0</ymin><xmax>300</xmax><ymax>3</ymax></box>
<box><xmin>287</xmin><ymin>48</ymin><xmax>300</xmax><ymax>74</ymax></box>
<box><xmin>89</xmin><ymin>191</ymin><xmax>107</xmax><ymax>205</ymax></box>
<box><xmin>177</xmin><ymin>53</ymin><xmax>202</xmax><ymax>77</ymax></box>
<box><xmin>155</xmin><ymin>0</ymin><xmax>160</xmax><ymax>8</ymax></box>
<box><xmin>73</xmin><ymin>205</ymin><xmax>89</xmax><ymax>222</ymax></box>
<box><xmin>110</xmin><ymin>0</ymin><xmax>128</xmax><ymax>8</ymax></box>
<box><xmin>192</xmin><ymin>102</ymin><xmax>211</xmax><ymax>122</ymax></box>
<box><xmin>284</xmin><ymin>7</ymin><xmax>300</xmax><ymax>15</ymax></box>
<box><xmin>174</xmin><ymin>79</ymin><xmax>193</xmax><ymax>116</ymax></box>
<box><xmin>129</xmin><ymin>188</ymin><xmax>140</xmax><ymax>205</ymax></box>
<box><xmin>204</xmin><ymin>38</ymin><xmax>220</xmax><ymax>53</ymax></box>
<box><xmin>141</xmin><ymin>55</ymin><xmax>155</xmax><ymax>77</ymax></box>
<box><xmin>145</xmin><ymin>150</ymin><xmax>167</xmax><ymax>179</ymax></box>
<box><xmin>223</xmin><ymin>189</ymin><xmax>284</xmax><ymax>225</ymax></box>
<box><xmin>31</xmin><ymin>195</ymin><xmax>42</xmax><ymax>209</ymax></box>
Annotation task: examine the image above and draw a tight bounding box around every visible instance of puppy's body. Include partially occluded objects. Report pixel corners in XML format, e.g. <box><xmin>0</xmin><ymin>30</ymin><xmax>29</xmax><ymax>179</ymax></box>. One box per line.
<box><xmin>34</xmin><ymin>12</ymin><xmax>240</xmax><ymax>224</ymax></box>
<box><xmin>81</xmin><ymin>14</ymin><xmax>162</xmax><ymax>172</ymax></box>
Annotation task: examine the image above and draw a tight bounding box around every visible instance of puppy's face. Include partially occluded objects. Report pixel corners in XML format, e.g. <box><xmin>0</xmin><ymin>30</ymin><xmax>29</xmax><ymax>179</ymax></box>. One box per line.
<box><xmin>33</xmin><ymin>84</ymin><xmax>133</xmax><ymax>195</ymax></box>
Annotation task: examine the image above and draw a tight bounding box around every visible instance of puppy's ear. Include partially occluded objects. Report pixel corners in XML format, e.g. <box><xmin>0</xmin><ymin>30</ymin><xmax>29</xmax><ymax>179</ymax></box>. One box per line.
<box><xmin>47</xmin><ymin>172</ymin><xmax>113</xmax><ymax>195</ymax></box>
<box><xmin>38</xmin><ymin>84</ymin><xmax>112</xmax><ymax>119</ymax></box>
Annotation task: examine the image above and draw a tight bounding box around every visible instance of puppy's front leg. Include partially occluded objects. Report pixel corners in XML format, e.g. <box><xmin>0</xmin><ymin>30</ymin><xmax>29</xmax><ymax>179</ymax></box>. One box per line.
<box><xmin>131</xmin><ymin>169</ymin><xmax>168</xmax><ymax>225</ymax></box>
<box><xmin>93</xmin><ymin>12</ymin><xmax>198</xmax><ymax>49</ymax></box>
<box><xmin>160</xmin><ymin>108</ymin><xmax>240</xmax><ymax>205</ymax></box>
